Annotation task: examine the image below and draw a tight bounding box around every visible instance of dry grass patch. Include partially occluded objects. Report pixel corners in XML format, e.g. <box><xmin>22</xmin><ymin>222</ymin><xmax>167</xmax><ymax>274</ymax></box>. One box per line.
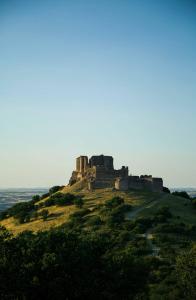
<box><xmin>0</xmin><ymin>205</ymin><xmax>76</xmax><ymax>235</ymax></box>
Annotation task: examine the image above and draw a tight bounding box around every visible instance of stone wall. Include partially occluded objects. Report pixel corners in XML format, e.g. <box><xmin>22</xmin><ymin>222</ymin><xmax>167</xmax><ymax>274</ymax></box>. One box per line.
<box><xmin>115</xmin><ymin>177</ymin><xmax>129</xmax><ymax>191</ymax></box>
<box><xmin>89</xmin><ymin>155</ymin><xmax>114</xmax><ymax>170</ymax></box>
<box><xmin>76</xmin><ymin>156</ymin><xmax>88</xmax><ymax>173</ymax></box>
<box><xmin>115</xmin><ymin>175</ymin><xmax>163</xmax><ymax>192</ymax></box>
<box><xmin>128</xmin><ymin>176</ymin><xmax>143</xmax><ymax>190</ymax></box>
<box><xmin>152</xmin><ymin>178</ymin><xmax>163</xmax><ymax>192</ymax></box>
<box><xmin>69</xmin><ymin>155</ymin><xmax>163</xmax><ymax>192</ymax></box>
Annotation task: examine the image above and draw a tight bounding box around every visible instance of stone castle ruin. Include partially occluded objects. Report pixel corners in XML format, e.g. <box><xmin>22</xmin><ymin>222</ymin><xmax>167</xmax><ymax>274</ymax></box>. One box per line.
<box><xmin>69</xmin><ymin>155</ymin><xmax>163</xmax><ymax>192</ymax></box>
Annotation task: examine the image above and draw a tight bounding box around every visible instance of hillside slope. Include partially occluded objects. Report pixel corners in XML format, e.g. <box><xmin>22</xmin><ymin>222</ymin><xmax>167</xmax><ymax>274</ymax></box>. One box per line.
<box><xmin>0</xmin><ymin>182</ymin><xmax>195</xmax><ymax>235</ymax></box>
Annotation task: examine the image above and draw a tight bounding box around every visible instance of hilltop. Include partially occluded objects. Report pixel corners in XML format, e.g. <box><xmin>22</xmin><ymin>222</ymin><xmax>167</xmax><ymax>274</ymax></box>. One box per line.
<box><xmin>0</xmin><ymin>179</ymin><xmax>195</xmax><ymax>235</ymax></box>
<box><xmin>0</xmin><ymin>180</ymin><xmax>196</xmax><ymax>299</ymax></box>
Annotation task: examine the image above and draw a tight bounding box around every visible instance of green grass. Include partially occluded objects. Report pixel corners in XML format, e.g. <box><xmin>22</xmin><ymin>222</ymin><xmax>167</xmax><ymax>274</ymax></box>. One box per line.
<box><xmin>136</xmin><ymin>193</ymin><xmax>196</xmax><ymax>225</ymax></box>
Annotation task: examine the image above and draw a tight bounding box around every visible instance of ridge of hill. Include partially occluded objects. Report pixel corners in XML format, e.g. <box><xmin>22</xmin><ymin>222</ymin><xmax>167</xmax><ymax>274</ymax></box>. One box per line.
<box><xmin>0</xmin><ymin>180</ymin><xmax>195</xmax><ymax>235</ymax></box>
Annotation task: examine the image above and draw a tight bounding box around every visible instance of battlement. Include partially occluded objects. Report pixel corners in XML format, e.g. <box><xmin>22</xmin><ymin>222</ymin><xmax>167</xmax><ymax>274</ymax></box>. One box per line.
<box><xmin>69</xmin><ymin>155</ymin><xmax>163</xmax><ymax>192</ymax></box>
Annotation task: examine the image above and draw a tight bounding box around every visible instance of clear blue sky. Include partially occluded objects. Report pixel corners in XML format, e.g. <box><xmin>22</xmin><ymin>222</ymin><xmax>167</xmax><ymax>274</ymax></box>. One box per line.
<box><xmin>0</xmin><ymin>0</ymin><xmax>195</xmax><ymax>188</ymax></box>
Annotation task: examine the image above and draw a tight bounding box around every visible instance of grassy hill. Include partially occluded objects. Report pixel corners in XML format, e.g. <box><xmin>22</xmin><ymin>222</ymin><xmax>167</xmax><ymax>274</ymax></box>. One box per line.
<box><xmin>0</xmin><ymin>181</ymin><xmax>195</xmax><ymax>235</ymax></box>
<box><xmin>0</xmin><ymin>182</ymin><xmax>195</xmax><ymax>299</ymax></box>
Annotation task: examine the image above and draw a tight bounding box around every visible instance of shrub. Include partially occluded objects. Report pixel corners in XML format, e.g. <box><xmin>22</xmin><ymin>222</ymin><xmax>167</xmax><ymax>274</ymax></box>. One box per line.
<box><xmin>32</xmin><ymin>195</ymin><xmax>40</xmax><ymax>203</ymax></box>
<box><xmin>153</xmin><ymin>206</ymin><xmax>172</xmax><ymax>223</ymax></box>
<box><xmin>41</xmin><ymin>193</ymin><xmax>77</xmax><ymax>208</ymax></box>
<box><xmin>40</xmin><ymin>192</ymin><xmax>50</xmax><ymax>200</ymax></box>
<box><xmin>44</xmin><ymin>198</ymin><xmax>55</xmax><ymax>207</ymax></box>
<box><xmin>40</xmin><ymin>209</ymin><xmax>49</xmax><ymax>221</ymax></box>
<box><xmin>105</xmin><ymin>207</ymin><xmax>125</xmax><ymax>226</ymax></box>
<box><xmin>49</xmin><ymin>186</ymin><xmax>63</xmax><ymax>195</ymax></box>
<box><xmin>52</xmin><ymin>193</ymin><xmax>75</xmax><ymax>206</ymax></box>
<box><xmin>74</xmin><ymin>197</ymin><xmax>84</xmax><ymax>208</ymax></box>
<box><xmin>156</xmin><ymin>206</ymin><xmax>172</xmax><ymax>217</ymax></box>
<box><xmin>7</xmin><ymin>202</ymin><xmax>34</xmax><ymax>217</ymax></box>
<box><xmin>16</xmin><ymin>211</ymin><xmax>31</xmax><ymax>224</ymax></box>
<box><xmin>0</xmin><ymin>202</ymin><xmax>36</xmax><ymax>222</ymax></box>
<box><xmin>105</xmin><ymin>197</ymin><xmax>124</xmax><ymax>208</ymax></box>
<box><xmin>153</xmin><ymin>223</ymin><xmax>196</xmax><ymax>236</ymax></box>
<box><xmin>116</xmin><ymin>230</ymin><xmax>132</xmax><ymax>243</ymax></box>
<box><xmin>86</xmin><ymin>215</ymin><xmax>102</xmax><ymax>226</ymax></box>
<box><xmin>163</xmin><ymin>187</ymin><xmax>170</xmax><ymax>193</ymax></box>
<box><xmin>119</xmin><ymin>203</ymin><xmax>132</xmax><ymax>213</ymax></box>
<box><xmin>135</xmin><ymin>217</ymin><xmax>153</xmax><ymax>228</ymax></box>
<box><xmin>70</xmin><ymin>209</ymin><xmax>90</xmax><ymax>219</ymax></box>
<box><xmin>0</xmin><ymin>210</ymin><xmax>7</xmax><ymax>220</ymax></box>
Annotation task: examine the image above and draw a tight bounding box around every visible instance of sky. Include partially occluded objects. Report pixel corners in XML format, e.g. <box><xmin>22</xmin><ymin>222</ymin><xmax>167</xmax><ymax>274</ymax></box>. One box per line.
<box><xmin>0</xmin><ymin>0</ymin><xmax>196</xmax><ymax>188</ymax></box>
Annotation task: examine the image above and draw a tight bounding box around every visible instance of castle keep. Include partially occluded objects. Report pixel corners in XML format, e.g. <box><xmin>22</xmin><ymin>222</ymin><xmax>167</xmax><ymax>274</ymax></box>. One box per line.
<box><xmin>69</xmin><ymin>155</ymin><xmax>163</xmax><ymax>192</ymax></box>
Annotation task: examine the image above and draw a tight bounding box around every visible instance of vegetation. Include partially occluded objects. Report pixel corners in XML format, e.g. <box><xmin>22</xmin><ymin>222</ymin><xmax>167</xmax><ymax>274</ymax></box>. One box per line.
<box><xmin>0</xmin><ymin>200</ymin><xmax>195</xmax><ymax>299</ymax></box>
<box><xmin>192</xmin><ymin>198</ymin><xmax>196</xmax><ymax>209</ymax></box>
<box><xmin>40</xmin><ymin>209</ymin><xmax>49</xmax><ymax>221</ymax></box>
<box><xmin>49</xmin><ymin>185</ymin><xmax>64</xmax><ymax>194</ymax></box>
<box><xmin>163</xmin><ymin>186</ymin><xmax>170</xmax><ymax>193</ymax></box>
<box><xmin>0</xmin><ymin>201</ymin><xmax>36</xmax><ymax>223</ymax></box>
<box><xmin>172</xmin><ymin>191</ymin><xmax>190</xmax><ymax>199</ymax></box>
<box><xmin>0</xmin><ymin>191</ymin><xmax>83</xmax><ymax>225</ymax></box>
<box><xmin>0</xmin><ymin>187</ymin><xmax>196</xmax><ymax>299</ymax></box>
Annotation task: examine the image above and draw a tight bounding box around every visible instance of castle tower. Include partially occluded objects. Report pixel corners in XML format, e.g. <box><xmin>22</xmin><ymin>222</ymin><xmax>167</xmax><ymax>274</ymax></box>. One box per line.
<box><xmin>89</xmin><ymin>155</ymin><xmax>114</xmax><ymax>170</ymax></box>
<box><xmin>76</xmin><ymin>156</ymin><xmax>88</xmax><ymax>173</ymax></box>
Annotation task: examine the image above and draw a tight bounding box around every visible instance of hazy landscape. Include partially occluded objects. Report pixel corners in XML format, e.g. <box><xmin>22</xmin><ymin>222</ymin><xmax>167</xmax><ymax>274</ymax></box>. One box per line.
<box><xmin>0</xmin><ymin>188</ymin><xmax>48</xmax><ymax>212</ymax></box>
<box><xmin>170</xmin><ymin>188</ymin><xmax>196</xmax><ymax>198</ymax></box>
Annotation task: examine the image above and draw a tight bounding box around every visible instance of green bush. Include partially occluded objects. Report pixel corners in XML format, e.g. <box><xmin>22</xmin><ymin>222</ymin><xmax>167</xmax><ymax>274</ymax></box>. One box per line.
<box><xmin>105</xmin><ymin>196</ymin><xmax>124</xmax><ymax>208</ymax></box>
<box><xmin>40</xmin><ymin>209</ymin><xmax>49</xmax><ymax>221</ymax></box>
<box><xmin>49</xmin><ymin>185</ymin><xmax>63</xmax><ymax>195</ymax></box>
<box><xmin>70</xmin><ymin>209</ymin><xmax>90</xmax><ymax>219</ymax></box>
<box><xmin>40</xmin><ymin>193</ymin><xmax>81</xmax><ymax>208</ymax></box>
<box><xmin>163</xmin><ymin>187</ymin><xmax>170</xmax><ymax>193</ymax></box>
<box><xmin>44</xmin><ymin>198</ymin><xmax>55</xmax><ymax>207</ymax></box>
<box><xmin>16</xmin><ymin>211</ymin><xmax>31</xmax><ymax>224</ymax></box>
<box><xmin>153</xmin><ymin>223</ymin><xmax>196</xmax><ymax>235</ymax></box>
<box><xmin>0</xmin><ymin>201</ymin><xmax>36</xmax><ymax>222</ymax></box>
<box><xmin>105</xmin><ymin>207</ymin><xmax>125</xmax><ymax>226</ymax></box>
<box><xmin>86</xmin><ymin>215</ymin><xmax>102</xmax><ymax>226</ymax></box>
<box><xmin>135</xmin><ymin>217</ymin><xmax>153</xmax><ymax>229</ymax></box>
<box><xmin>74</xmin><ymin>197</ymin><xmax>84</xmax><ymax>208</ymax></box>
<box><xmin>153</xmin><ymin>206</ymin><xmax>172</xmax><ymax>223</ymax></box>
<box><xmin>53</xmin><ymin>193</ymin><xmax>75</xmax><ymax>206</ymax></box>
<box><xmin>0</xmin><ymin>211</ymin><xmax>7</xmax><ymax>220</ymax></box>
<box><xmin>32</xmin><ymin>195</ymin><xmax>40</xmax><ymax>203</ymax></box>
<box><xmin>40</xmin><ymin>192</ymin><xmax>50</xmax><ymax>200</ymax></box>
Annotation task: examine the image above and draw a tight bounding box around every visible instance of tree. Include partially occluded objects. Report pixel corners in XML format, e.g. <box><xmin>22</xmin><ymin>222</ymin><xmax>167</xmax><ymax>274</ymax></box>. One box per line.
<box><xmin>51</xmin><ymin>193</ymin><xmax>75</xmax><ymax>206</ymax></box>
<box><xmin>32</xmin><ymin>195</ymin><xmax>40</xmax><ymax>203</ymax></box>
<box><xmin>163</xmin><ymin>187</ymin><xmax>170</xmax><ymax>193</ymax></box>
<box><xmin>49</xmin><ymin>186</ymin><xmax>62</xmax><ymax>195</ymax></box>
<box><xmin>40</xmin><ymin>209</ymin><xmax>49</xmax><ymax>221</ymax></box>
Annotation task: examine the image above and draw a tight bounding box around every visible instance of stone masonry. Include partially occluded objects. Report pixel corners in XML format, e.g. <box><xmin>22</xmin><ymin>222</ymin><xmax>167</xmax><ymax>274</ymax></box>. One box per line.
<box><xmin>69</xmin><ymin>155</ymin><xmax>163</xmax><ymax>192</ymax></box>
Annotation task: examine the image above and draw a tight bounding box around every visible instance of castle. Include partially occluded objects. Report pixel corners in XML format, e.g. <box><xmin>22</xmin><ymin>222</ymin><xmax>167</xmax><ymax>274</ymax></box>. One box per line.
<box><xmin>69</xmin><ymin>155</ymin><xmax>163</xmax><ymax>192</ymax></box>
